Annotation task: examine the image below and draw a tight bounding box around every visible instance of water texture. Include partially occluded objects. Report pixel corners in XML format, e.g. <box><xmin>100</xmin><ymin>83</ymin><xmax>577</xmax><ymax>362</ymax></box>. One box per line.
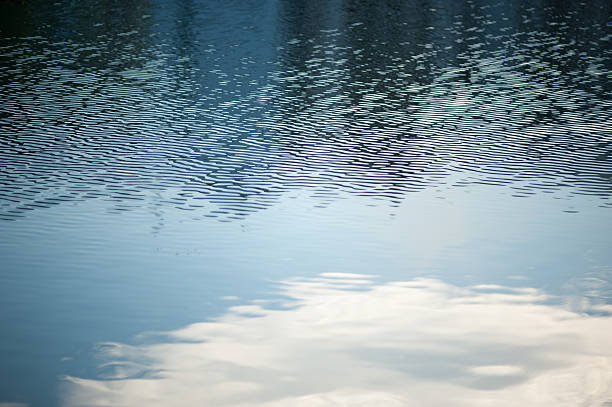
<box><xmin>1</xmin><ymin>0</ymin><xmax>611</xmax><ymax>221</ymax></box>
<box><xmin>0</xmin><ymin>0</ymin><xmax>611</xmax><ymax>406</ymax></box>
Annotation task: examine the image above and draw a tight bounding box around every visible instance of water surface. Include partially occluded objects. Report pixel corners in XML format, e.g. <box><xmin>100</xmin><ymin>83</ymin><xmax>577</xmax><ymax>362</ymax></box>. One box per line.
<box><xmin>0</xmin><ymin>0</ymin><xmax>611</xmax><ymax>406</ymax></box>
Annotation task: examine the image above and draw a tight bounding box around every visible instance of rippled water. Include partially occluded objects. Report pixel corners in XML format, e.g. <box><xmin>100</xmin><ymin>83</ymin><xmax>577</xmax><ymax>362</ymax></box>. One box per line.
<box><xmin>1</xmin><ymin>0</ymin><xmax>611</xmax><ymax>406</ymax></box>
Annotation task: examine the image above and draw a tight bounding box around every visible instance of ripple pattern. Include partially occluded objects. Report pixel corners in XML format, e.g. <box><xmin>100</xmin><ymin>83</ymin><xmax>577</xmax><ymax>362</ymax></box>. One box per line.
<box><xmin>0</xmin><ymin>0</ymin><xmax>610</xmax><ymax>220</ymax></box>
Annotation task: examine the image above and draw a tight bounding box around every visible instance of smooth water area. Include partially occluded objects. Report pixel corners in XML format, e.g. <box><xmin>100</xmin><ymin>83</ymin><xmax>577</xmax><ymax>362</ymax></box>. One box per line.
<box><xmin>1</xmin><ymin>0</ymin><xmax>611</xmax><ymax>406</ymax></box>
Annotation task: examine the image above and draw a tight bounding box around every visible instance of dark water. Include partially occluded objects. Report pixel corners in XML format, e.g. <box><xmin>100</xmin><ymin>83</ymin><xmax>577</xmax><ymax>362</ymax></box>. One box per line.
<box><xmin>1</xmin><ymin>0</ymin><xmax>611</xmax><ymax>406</ymax></box>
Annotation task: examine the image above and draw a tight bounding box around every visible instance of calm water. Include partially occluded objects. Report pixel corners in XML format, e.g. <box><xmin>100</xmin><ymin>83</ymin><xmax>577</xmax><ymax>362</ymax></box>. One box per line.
<box><xmin>1</xmin><ymin>0</ymin><xmax>611</xmax><ymax>406</ymax></box>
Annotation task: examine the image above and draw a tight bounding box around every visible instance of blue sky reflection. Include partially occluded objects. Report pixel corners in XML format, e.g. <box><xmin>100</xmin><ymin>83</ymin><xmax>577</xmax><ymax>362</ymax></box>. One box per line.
<box><xmin>63</xmin><ymin>274</ymin><xmax>612</xmax><ymax>406</ymax></box>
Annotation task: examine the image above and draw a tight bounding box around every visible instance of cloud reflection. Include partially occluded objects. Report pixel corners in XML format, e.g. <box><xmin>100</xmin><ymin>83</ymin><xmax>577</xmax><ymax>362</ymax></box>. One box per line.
<box><xmin>63</xmin><ymin>274</ymin><xmax>612</xmax><ymax>406</ymax></box>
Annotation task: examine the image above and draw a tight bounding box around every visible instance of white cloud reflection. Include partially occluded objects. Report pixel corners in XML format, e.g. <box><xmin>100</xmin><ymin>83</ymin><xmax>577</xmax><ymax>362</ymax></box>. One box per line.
<box><xmin>63</xmin><ymin>274</ymin><xmax>612</xmax><ymax>407</ymax></box>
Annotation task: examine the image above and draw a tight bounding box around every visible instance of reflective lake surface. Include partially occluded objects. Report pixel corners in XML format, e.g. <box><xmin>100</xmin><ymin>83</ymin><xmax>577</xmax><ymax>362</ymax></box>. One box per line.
<box><xmin>63</xmin><ymin>274</ymin><xmax>612</xmax><ymax>407</ymax></box>
<box><xmin>1</xmin><ymin>0</ymin><xmax>611</xmax><ymax>406</ymax></box>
